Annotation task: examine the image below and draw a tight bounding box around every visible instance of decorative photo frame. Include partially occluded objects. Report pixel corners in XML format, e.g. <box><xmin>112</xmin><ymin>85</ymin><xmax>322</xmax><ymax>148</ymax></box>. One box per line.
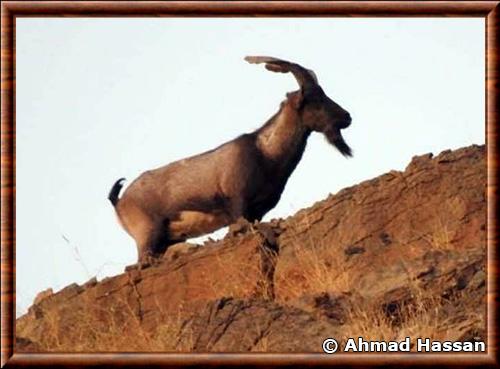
<box><xmin>1</xmin><ymin>1</ymin><xmax>498</xmax><ymax>367</ymax></box>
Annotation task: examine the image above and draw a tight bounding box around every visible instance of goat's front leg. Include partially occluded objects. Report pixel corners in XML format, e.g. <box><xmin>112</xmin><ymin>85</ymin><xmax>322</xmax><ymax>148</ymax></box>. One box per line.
<box><xmin>228</xmin><ymin>196</ymin><xmax>247</xmax><ymax>221</ymax></box>
<box><xmin>227</xmin><ymin>197</ymin><xmax>254</xmax><ymax>236</ymax></box>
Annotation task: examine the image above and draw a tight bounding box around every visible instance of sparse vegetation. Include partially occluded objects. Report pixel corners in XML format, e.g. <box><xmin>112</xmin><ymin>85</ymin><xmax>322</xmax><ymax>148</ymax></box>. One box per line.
<box><xmin>29</xmin><ymin>294</ymin><xmax>194</xmax><ymax>352</ymax></box>
<box><xmin>16</xmin><ymin>145</ymin><xmax>487</xmax><ymax>353</ymax></box>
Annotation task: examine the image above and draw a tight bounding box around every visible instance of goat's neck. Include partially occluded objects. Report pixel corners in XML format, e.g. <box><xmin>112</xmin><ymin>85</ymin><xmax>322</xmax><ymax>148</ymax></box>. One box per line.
<box><xmin>256</xmin><ymin>104</ymin><xmax>310</xmax><ymax>172</ymax></box>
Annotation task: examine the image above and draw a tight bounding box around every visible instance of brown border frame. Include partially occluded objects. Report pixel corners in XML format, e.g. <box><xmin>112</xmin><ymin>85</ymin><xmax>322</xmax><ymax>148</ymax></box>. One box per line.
<box><xmin>1</xmin><ymin>1</ymin><xmax>498</xmax><ymax>367</ymax></box>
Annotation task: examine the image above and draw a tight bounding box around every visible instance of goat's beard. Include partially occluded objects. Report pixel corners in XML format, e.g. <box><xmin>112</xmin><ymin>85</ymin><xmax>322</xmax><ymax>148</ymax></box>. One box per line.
<box><xmin>324</xmin><ymin>127</ymin><xmax>352</xmax><ymax>157</ymax></box>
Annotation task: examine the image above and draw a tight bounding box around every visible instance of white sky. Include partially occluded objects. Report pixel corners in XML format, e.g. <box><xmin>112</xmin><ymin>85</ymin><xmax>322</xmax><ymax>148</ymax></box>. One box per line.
<box><xmin>15</xmin><ymin>18</ymin><xmax>485</xmax><ymax>316</ymax></box>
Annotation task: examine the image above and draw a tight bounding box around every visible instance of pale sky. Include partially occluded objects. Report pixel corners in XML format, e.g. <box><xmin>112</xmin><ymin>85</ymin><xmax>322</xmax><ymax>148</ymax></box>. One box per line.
<box><xmin>16</xmin><ymin>18</ymin><xmax>485</xmax><ymax>316</ymax></box>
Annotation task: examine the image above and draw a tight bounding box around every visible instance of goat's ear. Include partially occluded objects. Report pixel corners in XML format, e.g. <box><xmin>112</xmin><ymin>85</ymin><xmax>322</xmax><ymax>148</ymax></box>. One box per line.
<box><xmin>286</xmin><ymin>91</ymin><xmax>303</xmax><ymax>110</ymax></box>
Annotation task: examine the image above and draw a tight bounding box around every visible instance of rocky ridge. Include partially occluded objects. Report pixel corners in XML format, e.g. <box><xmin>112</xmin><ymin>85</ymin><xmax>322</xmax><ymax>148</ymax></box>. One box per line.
<box><xmin>16</xmin><ymin>144</ymin><xmax>486</xmax><ymax>352</ymax></box>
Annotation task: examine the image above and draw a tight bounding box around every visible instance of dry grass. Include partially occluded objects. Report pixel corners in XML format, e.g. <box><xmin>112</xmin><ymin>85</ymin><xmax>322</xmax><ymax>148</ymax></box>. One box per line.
<box><xmin>343</xmin><ymin>286</ymin><xmax>445</xmax><ymax>346</ymax></box>
<box><xmin>342</xmin><ymin>283</ymin><xmax>484</xmax><ymax>351</ymax></box>
<box><xmin>22</xmin><ymin>213</ymin><xmax>483</xmax><ymax>352</ymax></box>
<box><xmin>422</xmin><ymin>217</ymin><xmax>454</xmax><ymax>251</ymax></box>
<box><xmin>199</xmin><ymin>235</ymin><xmax>277</xmax><ymax>300</ymax></box>
<box><xmin>31</xmin><ymin>294</ymin><xmax>194</xmax><ymax>352</ymax></box>
<box><xmin>286</xmin><ymin>237</ymin><xmax>453</xmax><ymax>346</ymax></box>
<box><xmin>275</xmin><ymin>212</ymin><xmax>484</xmax><ymax>348</ymax></box>
<box><xmin>276</xmin><ymin>214</ymin><xmax>353</xmax><ymax>300</ymax></box>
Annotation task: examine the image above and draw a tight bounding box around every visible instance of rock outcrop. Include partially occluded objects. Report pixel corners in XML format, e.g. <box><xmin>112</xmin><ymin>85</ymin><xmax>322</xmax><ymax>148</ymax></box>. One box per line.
<box><xmin>16</xmin><ymin>144</ymin><xmax>486</xmax><ymax>352</ymax></box>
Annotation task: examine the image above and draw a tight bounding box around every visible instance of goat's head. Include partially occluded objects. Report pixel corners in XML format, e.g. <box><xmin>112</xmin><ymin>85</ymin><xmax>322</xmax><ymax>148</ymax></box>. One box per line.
<box><xmin>245</xmin><ymin>56</ymin><xmax>352</xmax><ymax>157</ymax></box>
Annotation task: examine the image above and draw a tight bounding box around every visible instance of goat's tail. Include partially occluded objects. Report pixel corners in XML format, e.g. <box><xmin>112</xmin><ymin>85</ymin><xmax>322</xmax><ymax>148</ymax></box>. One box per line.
<box><xmin>108</xmin><ymin>178</ymin><xmax>126</xmax><ymax>207</ymax></box>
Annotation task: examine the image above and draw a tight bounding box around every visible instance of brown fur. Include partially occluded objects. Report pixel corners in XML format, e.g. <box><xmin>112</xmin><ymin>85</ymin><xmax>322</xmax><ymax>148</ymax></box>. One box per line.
<box><xmin>109</xmin><ymin>56</ymin><xmax>352</xmax><ymax>262</ymax></box>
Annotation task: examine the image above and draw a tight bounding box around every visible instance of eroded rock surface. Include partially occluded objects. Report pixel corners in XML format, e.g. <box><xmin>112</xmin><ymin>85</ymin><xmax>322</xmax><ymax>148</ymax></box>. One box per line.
<box><xmin>16</xmin><ymin>145</ymin><xmax>486</xmax><ymax>352</ymax></box>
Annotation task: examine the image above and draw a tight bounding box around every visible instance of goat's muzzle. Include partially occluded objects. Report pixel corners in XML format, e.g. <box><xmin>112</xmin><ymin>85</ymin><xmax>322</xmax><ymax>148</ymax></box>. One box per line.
<box><xmin>338</xmin><ymin>112</ymin><xmax>352</xmax><ymax>130</ymax></box>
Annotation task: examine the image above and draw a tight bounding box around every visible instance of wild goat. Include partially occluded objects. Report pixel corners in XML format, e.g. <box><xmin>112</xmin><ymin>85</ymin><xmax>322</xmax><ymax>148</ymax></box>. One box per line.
<box><xmin>108</xmin><ymin>56</ymin><xmax>352</xmax><ymax>263</ymax></box>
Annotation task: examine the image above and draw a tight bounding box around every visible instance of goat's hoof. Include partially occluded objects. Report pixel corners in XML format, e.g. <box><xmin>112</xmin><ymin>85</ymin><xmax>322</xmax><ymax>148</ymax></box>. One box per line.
<box><xmin>163</xmin><ymin>242</ymin><xmax>199</xmax><ymax>262</ymax></box>
<box><xmin>138</xmin><ymin>260</ymin><xmax>151</xmax><ymax>270</ymax></box>
<box><xmin>228</xmin><ymin>217</ymin><xmax>253</xmax><ymax>237</ymax></box>
<box><xmin>138</xmin><ymin>254</ymin><xmax>162</xmax><ymax>270</ymax></box>
<box><xmin>125</xmin><ymin>264</ymin><xmax>139</xmax><ymax>272</ymax></box>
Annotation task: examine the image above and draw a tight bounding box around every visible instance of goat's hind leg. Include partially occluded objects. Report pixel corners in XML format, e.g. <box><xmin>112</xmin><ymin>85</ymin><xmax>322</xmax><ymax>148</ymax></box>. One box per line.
<box><xmin>137</xmin><ymin>221</ymin><xmax>175</xmax><ymax>268</ymax></box>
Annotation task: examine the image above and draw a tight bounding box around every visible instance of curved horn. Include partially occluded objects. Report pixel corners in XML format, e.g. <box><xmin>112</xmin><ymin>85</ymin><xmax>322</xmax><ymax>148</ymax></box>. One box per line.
<box><xmin>245</xmin><ymin>56</ymin><xmax>318</xmax><ymax>90</ymax></box>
